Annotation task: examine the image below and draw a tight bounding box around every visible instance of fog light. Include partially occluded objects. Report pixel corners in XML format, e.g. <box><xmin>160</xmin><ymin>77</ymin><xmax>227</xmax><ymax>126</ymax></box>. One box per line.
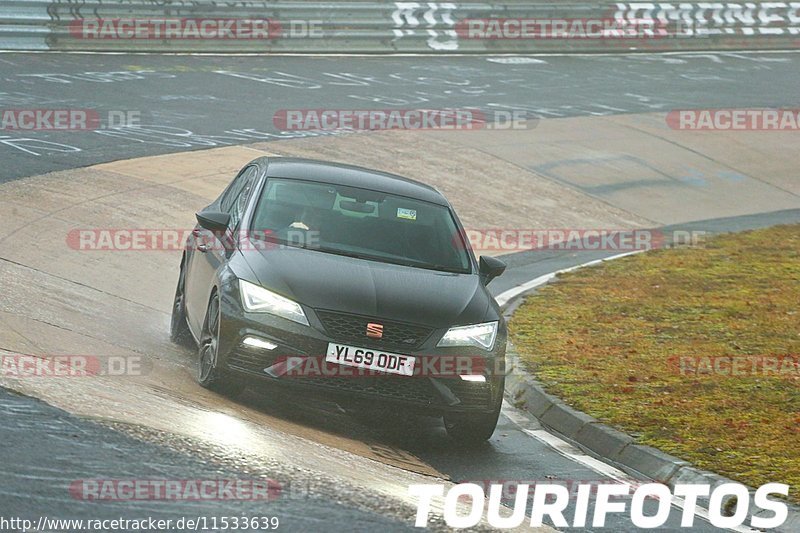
<box><xmin>243</xmin><ymin>336</ymin><xmax>277</xmax><ymax>350</ymax></box>
<box><xmin>459</xmin><ymin>374</ymin><xmax>486</xmax><ymax>382</ymax></box>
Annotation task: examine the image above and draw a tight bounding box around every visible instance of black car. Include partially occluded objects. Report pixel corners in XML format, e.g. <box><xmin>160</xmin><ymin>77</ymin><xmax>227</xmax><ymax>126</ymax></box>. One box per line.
<box><xmin>170</xmin><ymin>157</ymin><xmax>507</xmax><ymax>442</ymax></box>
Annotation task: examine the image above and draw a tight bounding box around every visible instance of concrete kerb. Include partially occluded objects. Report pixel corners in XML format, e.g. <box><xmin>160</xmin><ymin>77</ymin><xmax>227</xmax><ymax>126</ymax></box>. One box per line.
<box><xmin>501</xmin><ymin>265</ymin><xmax>800</xmax><ymax>531</ymax></box>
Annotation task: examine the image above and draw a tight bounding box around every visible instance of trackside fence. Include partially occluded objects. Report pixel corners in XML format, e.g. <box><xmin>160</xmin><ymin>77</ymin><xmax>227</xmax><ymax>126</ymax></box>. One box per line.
<box><xmin>0</xmin><ymin>1</ymin><xmax>798</xmax><ymax>52</ymax></box>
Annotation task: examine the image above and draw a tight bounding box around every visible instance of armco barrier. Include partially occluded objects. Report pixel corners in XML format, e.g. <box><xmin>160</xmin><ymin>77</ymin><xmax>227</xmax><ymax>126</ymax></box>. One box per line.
<box><xmin>0</xmin><ymin>1</ymin><xmax>798</xmax><ymax>54</ymax></box>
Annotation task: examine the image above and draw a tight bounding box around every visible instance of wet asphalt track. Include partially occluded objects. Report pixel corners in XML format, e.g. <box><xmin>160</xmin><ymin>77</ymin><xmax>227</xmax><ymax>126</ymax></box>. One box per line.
<box><xmin>1</xmin><ymin>51</ymin><xmax>799</xmax><ymax>181</ymax></box>
<box><xmin>1</xmin><ymin>51</ymin><xmax>799</xmax><ymax>531</ymax></box>
<box><xmin>0</xmin><ymin>388</ymin><xmax>413</xmax><ymax>532</ymax></box>
<box><xmin>4</xmin><ymin>208</ymin><xmax>799</xmax><ymax>532</ymax></box>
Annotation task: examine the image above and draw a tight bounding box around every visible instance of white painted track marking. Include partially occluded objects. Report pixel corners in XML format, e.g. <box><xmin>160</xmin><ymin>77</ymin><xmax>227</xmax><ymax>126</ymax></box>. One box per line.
<box><xmin>504</xmin><ymin>402</ymin><xmax>760</xmax><ymax>533</ymax></box>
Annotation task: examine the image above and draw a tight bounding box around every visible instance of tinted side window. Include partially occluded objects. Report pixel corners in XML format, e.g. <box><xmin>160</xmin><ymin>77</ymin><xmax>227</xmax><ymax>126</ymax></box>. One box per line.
<box><xmin>220</xmin><ymin>166</ymin><xmax>258</xmax><ymax>227</ymax></box>
<box><xmin>234</xmin><ymin>168</ymin><xmax>258</xmax><ymax>225</ymax></box>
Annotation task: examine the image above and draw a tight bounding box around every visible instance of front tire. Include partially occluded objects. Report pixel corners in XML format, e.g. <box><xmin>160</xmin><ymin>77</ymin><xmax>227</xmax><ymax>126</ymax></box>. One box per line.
<box><xmin>198</xmin><ymin>292</ymin><xmax>245</xmax><ymax>398</ymax></box>
<box><xmin>444</xmin><ymin>377</ymin><xmax>504</xmax><ymax>445</ymax></box>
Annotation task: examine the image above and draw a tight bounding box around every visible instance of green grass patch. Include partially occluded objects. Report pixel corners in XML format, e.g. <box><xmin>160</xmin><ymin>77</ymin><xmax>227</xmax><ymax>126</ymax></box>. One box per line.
<box><xmin>509</xmin><ymin>224</ymin><xmax>800</xmax><ymax>502</ymax></box>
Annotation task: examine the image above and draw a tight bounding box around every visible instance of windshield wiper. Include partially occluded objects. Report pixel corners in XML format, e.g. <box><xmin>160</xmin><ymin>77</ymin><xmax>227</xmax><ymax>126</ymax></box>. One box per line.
<box><xmin>406</xmin><ymin>262</ymin><xmax>466</xmax><ymax>274</ymax></box>
<box><xmin>372</xmin><ymin>257</ymin><xmax>467</xmax><ymax>274</ymax></box>
<box><xmin>312</xmin><ymin>247</ymin><xmax>467</xmax><ymax>274</ymax></box>
<box><xmin>316</xmin><ymin>247</ymin><xmax>376</xmax><ymax>261</ymax></box>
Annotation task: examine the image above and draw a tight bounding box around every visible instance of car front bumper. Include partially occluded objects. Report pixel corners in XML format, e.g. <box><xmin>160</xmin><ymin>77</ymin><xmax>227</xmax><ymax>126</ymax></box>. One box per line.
<box><xmin>217</xmin><ymin>287</ymin><xmax>506</xmax><ymax>416</ymax></box>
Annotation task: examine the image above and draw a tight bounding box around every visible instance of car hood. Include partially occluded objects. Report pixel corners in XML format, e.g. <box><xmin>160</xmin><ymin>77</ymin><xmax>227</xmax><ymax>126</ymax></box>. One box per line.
<box><xmin>242</xmin><ymin>246</ymin><xmax>490</xmax><ymax>328</ymax></box>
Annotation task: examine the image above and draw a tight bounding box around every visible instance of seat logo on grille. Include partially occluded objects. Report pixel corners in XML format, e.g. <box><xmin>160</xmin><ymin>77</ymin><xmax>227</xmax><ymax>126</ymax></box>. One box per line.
<box><xmin>366</xmin><ymin>323</ymin><xmax>384</xmax><ymax>339</ymax></box>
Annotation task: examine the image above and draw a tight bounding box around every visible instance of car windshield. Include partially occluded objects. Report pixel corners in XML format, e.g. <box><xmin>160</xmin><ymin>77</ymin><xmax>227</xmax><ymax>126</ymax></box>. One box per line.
<box><xmin>250</xmin><ymin>178</ymin><xmax>472</xmax><ymax>274</ymax></box>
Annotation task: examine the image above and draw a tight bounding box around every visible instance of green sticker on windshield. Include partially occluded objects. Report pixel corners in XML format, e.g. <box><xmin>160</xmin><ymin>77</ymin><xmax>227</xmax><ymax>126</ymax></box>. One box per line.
<box><xmin>397</xmin><ymin>208</ymin><xmax>417</xmax><ymax>221</ymax></box>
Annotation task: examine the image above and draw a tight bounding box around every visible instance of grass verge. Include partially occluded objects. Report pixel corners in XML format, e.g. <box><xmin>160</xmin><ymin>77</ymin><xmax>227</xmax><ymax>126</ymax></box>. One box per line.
<box><xmin>509</xmin><ymin>224</ymin><xmax>800</xmax><ymax>502</ymax></box>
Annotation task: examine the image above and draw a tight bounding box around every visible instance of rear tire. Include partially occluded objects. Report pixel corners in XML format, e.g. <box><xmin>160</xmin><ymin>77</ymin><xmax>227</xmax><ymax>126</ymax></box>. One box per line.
<box><xmin>169</xmin><ymin>261</ymin><xmax>193</xmax><ymax>347</ymax></box>
<box><xmin>198</xmin><ymin>293</ymin><xmax>246</xmax><ymax>398</ymax></box>
<box><xmin>444</xmin><ymin>378</ymin><xmax>504</xmax><ymax>445</ymax></box>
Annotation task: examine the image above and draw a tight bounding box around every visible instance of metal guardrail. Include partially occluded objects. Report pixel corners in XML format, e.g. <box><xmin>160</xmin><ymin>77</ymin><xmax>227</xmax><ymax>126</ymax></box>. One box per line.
<box><xmin>0</xmin><ymin>1</ymin><xmax>798</xmax><ymax>53</ymax></box>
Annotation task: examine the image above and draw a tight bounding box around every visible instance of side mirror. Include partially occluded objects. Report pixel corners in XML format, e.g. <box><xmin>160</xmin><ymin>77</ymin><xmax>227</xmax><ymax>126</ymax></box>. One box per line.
<box><xmin>196</xmin><ymin>210</ymin><xmax>231</xmax><ymax>234</ymax></box>
<box><xmin>479</xmin><ymin>255</ymin><xmax>506</xmax><ymax>285</ymax></box>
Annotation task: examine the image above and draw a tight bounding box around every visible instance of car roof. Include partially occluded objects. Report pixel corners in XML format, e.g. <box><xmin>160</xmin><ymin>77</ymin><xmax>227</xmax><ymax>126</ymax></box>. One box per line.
<box><xmin>261</xmin><ymin>157</ymin><xmax>449</xmax><ymax>206</ymax></box>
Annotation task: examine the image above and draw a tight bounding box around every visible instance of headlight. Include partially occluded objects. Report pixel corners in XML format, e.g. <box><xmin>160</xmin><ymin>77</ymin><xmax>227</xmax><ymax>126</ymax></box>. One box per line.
<box><xmin>437</xmin><ymin>321</ymin><xmax>498</xmax><ymax>350</ymax></box>
<box><xmin>239</xmin><ymin>280</ymin><xmax>309</xmax><ymax>326</ymax></box>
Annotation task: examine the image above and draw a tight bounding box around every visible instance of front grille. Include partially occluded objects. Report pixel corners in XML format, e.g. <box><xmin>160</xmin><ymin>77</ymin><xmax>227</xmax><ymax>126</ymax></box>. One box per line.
<box><xmin>315</xmin><ymin>310</ymin><xmax>433</xmax><ymax>349</ymax></box>
<box><xmin>290</xmin><ymin>374</ymin><xmax>440</xmax><ymax>406</ymax></box>
<box><xmin>288</xmin><ymin>373</ymin><xmax>491</xmax><ymax>410</ymax></box>
<box><xmin>226</xmin><ymin>338</ymin><xmax>493</xmax><ymax>411</ymax></box>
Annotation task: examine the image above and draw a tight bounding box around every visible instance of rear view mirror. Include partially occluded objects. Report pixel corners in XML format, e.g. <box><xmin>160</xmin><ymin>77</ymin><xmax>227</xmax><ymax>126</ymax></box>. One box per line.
<box><xmin>196</xmin><ymin>210</ymin><xmax>231</xmax><ymax>234</ymax></box>
<box><xmin>339</xmin><ymin>200</ymin><xmax>376</xmax><ymax>214</ymax></box>
<box><xmin>479</xmin><ymin>255</ymin><xmax>506</xmax><ymax>285</ymax></box>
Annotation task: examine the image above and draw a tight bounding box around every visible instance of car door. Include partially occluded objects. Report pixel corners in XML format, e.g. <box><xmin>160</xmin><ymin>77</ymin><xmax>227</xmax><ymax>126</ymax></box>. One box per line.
<box><xmin>185</xmin><ymin>165</ymin><xmax>260</xmax><ymax>335</ymax></box>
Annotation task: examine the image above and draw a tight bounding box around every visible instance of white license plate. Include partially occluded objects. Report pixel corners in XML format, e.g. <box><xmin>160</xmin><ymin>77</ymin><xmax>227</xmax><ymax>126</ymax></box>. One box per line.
<box><xmin>325</xmin><ymin>343</ymin><xmax>415</xmax><ymax>377</ymax></box>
